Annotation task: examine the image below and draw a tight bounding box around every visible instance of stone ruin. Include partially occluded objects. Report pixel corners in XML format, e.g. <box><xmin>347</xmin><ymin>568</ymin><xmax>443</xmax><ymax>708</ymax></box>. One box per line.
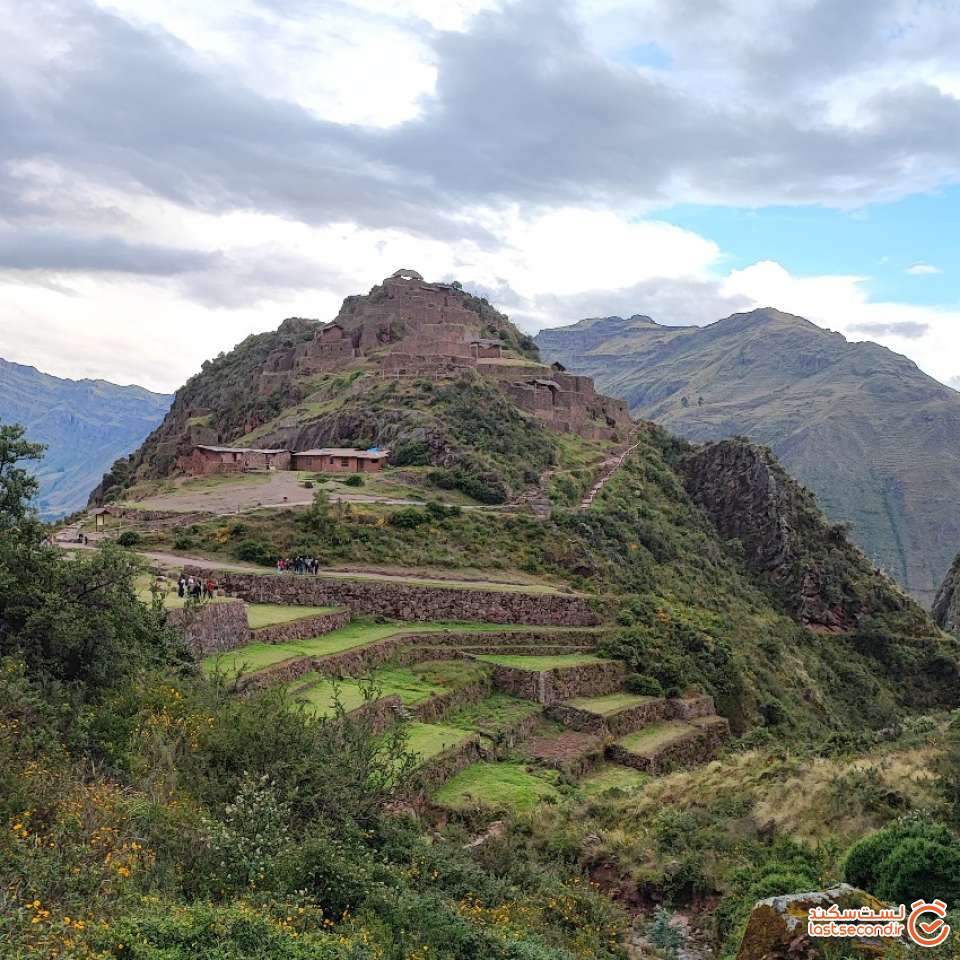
<box><xmin>258</xmin><ymin>270</ymin><xmax>633</xmax><ymax>442</ymax></box>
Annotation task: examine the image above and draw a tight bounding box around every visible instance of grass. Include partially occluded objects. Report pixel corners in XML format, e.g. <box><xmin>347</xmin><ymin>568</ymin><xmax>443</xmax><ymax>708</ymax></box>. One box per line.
<box><xmin>404</xmin><ymin>722</ymin><xmax>474</xmax><ymax>762</ymax></box>
<box><xmin>434</xmin><ymin>762</ymin><xmax>560</xmax><ymax>812</ymax></box>
<box><xmin>247</xmin><ymin>604</ymin><xmax>340</xmax><ymax>629</ymax></box>
<box><xmin>290</xmin><ymin>667</ymin><xmax>446</xmax><ymax>718</ymax></box>
<box><xmin>565</xmin><ymin>692</ymin><xmax>656</xmax><ymax>715</ymax></box>
<box><xmin>476</xmin><ymin>653</ymin><xmax>607</xmax><ymax>670</ymax></box>
<box><xmin>578</xmin><ymin>764</ymin><xmax>649</xmax><ymax>797</ymax></box>
<box><xmin>202</xmin><ymin>620</ymin><xmax>516</xmax><ymax>677</ymax></box>
<box><xmin>616</xmin><ymin>721</ymin><xmax>694</xmax><ymax>754</ymax></box>
<box><xmin>445</xmin><ymin>694</ymin><xmax>543</xmax><ymax>736</ymax></box>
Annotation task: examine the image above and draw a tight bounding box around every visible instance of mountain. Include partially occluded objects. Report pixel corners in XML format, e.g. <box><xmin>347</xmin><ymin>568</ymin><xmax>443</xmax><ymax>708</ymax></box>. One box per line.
<box><xmin>91</xmin><ymin>268</ymin><xmax>629</xmax><ymax>506</ymax></box>
<box><xmin>0</xmin><ymin>358</ymin><xmax>171</xmax><ymax>518</ymax></box>
<box><xmin>536</xmin><ymin>308</ymin><xmax>960</xmax><ymax>605</ymax></box>
<box><xmin>91</xmin><ymin>271</ymin><xmax>958</xmax><ymax>736</ymax></box>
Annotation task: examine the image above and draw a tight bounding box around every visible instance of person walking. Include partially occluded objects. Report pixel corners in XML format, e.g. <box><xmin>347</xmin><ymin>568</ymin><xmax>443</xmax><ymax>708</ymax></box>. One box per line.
<box><xmin>178</xmin><ymin>575</ymin><xmax>186</xmax><ymax>598</ymax></box>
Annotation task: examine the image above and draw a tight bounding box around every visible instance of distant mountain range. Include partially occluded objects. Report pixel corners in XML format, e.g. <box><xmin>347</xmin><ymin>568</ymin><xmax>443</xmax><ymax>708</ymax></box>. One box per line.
<box><xmin>536</xmin><ymin>308</ymin><xmax>960</xmax><ymax>605</ymax></box>
<box><xmin>0</xmin><ymin>358</ymin><xmax>172</xmax><ymax>518</ymax></box>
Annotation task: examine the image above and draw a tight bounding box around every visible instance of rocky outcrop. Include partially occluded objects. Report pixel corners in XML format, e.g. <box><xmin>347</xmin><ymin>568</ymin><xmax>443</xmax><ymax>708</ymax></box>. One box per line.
<box><xmin>933</xmin><ymin>554</ymin><xmax>960</xmax><ymax>635</ymax></box>
<box><xmin>735</xmin><ymin>885</ymin><xmax>888</xmax><ymax>960</ymax></box>
<box><xmin>681</xmin><ymin>439</ymin><xmax>922</xmax><ymax>632</ymax></box>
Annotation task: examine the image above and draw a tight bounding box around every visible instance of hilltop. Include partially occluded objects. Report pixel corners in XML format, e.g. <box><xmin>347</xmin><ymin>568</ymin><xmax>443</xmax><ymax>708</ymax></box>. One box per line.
<box><xmin>0</xmin><ymin>358</ymin><xmax>171</xmax><ymax>518</ymax></box>
<box><xmin>91</xmin><ymin>269</ymin><xmax>630</xmax><ymax>509</ymax></box>
<box><xmin>536</xmin><ymin>308</ymin><xmax>960</xmax><ymax>605</ymax></box>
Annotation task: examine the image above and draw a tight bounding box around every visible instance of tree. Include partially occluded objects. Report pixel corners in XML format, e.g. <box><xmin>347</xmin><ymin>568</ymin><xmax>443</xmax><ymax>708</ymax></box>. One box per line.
<box><xmin>304</xmin><ymin>485</ymin><xmax>334</xmax><ymax>535</ymax></box>
<box><xmin>0</xmin><ymin>423</ymin><xmax>44</xmax><ymax>535</ymax></box>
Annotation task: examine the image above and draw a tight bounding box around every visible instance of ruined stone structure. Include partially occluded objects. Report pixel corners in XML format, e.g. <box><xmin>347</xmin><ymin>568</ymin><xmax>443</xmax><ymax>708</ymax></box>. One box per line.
<box><xmin>175</xmin><ymin>444</ymin><xmax>291</xmax><ymax>476</ymax></box>
<box><xmin>256</xmin><ymin>271</ymin><xmax>633</xmax><ymax>442</ymax></box>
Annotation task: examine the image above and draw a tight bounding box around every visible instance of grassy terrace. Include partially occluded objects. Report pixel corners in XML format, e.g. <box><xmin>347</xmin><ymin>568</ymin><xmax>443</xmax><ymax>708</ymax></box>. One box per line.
<box><xmin>405</xmin><ymin>722</ymin><xmax>474</xmax><ymax>762</ymax></box>
<box><xmin>445</xmin><ymin>694</ymin><xmax>542</xmax><ymax>737</ymax></box>
<box><xmin>565</xmin><ymin>692</ymin><xmax>656</xmax><ymax>715</ymax></box>
<box><xmin>475</xmin><ymin>653</ymin><xmax>607</xmax><ymax>671</ymax></box>
<box><xmin>578</xmin><ymin>764</ymin><xmax>649</xmax><ymax>797</ymax></box>
<box><xmin>248</xmin><ymin>604</ymin><xmax>340</xmax><ymax>629</ymax></box>
<box><xmin>291</xmin><ymin>667</ymin><xmax>449</xmax><ymax>718</ymax></box>
<box><xmin>201</xmin><ymin>620</ymin><xmax>510</xmax><ymax>677</ymax></box>
<box><xmin>434</xmin><ymin>762</ymin><xmax>559</xmax><ymax>813</ymax></box>
<box><xmin>616</xmin><ymin>721</ymin><xmax>694</xmax><ymax>753</ymax></box>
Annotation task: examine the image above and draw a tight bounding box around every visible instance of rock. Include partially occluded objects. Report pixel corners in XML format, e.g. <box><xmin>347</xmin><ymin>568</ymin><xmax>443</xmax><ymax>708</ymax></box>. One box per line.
<box><xmin>933</xmin><ymin>554</ymin><xmax>960</xmax><ymax>635</ymax></box>
<box><xmin>735</xmin><ymin>885</ymin><xmax>888</xmax><ymax>960</ymax></box>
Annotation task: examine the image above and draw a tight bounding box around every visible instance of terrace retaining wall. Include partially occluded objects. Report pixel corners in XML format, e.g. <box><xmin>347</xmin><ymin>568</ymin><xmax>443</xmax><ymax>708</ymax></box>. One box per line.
<box><xmin>408</xmin><ymin>737</ymin><xmax>485</xmax><ymax>796</ymax></box>
<box><xmin>607</xmin><ymin>716</ymin><xmax>730</xmax><ymax>775</ymax></box>
<box><xmin>166</xmin><ymin>600</ymin><xmax>251</xmax><ymax>655</ymax></box>
<box><xmin>253</xmin><ymin>608</ymin><xmax>351</xmax><ymax>645</ymax></box>
<box><xmin>490</xmin><ymin>660</ymin><xmax>627</xmax><ymax>706</ymax></box>
<box><xmin>183</xmin><ymin>567</ymin><xmax>600</xmax><ymax>627</ymax></box>
<box><xmin>545</xmin><ymin>695</ymin><xmax>712</xmax><ymax>738</ymax></box>
<box><xmin>410</xmin><ymin>678</ymin><xmax>493</xmax><ymax>723</ymax></box>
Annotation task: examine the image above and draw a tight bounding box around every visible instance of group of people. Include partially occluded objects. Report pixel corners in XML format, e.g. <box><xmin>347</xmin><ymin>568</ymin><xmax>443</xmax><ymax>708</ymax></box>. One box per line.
<box><xmin>276</xmin><ymin>556</ymin><xmax>320</xmax><ymax>575</ymax></box>
<box><xmin>177</xmin><ymin>574</ymin><xmax>217</xmax><ymax>599</ymax></box>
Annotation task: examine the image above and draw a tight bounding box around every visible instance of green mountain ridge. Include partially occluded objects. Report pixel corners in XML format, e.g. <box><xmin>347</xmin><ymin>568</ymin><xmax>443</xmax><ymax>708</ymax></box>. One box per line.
<box><xmin>0</xmin><ymin>358</ymin><xmax>171</xmax><ymax>518</ymax></box>
<box><xmin>536</xmin><ymin>307</ymin><xmax>960</xmax><ymax>606</ymax></box>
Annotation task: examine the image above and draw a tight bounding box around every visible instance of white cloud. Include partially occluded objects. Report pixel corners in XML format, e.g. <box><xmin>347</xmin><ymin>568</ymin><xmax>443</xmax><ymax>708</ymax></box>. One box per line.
<box><xmin>906</xmin><ymin>262</ymin><xmax>942</xmax><ymax>275</ymax></box>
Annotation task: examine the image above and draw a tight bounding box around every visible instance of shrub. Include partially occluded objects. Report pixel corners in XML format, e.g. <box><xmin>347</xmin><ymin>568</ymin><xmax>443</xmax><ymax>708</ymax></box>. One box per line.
<box><xmin>843</xmin><ymin>818</ymin><xmax>960</xmax><ymax>903</ymax></box>
<box><xmin>117</xmin><ymin>530</ymin><xmax>141</xmax><ymax>548</ymax></box>
<box><xmin>425</xmin><ymin>500</ymin><xmax>461</xmax><ymax>520</ymax></box>
<box><xmin>229</xmin><ymin>522</ymin><xmax>248</xmax><ymax>539</ymax></box>
<box><xmin>388</xmin><ymin>508</ymin><xmax>428</xmax><ymax>529</ymax></box>
<box><xmin>343</xmin><ymin>474</ymin><xmax>364</xmax><ymax>487</ymax></box>
<box><xmin>625</xmin><ymin>673</ymin><xmax>664</xmax><ymax>697</ymax></box>
<box><xmin>391</xmin><ymin>440</ymin><xmax>432</xmax><ymax>467</ymax></box>
<box><xmin>431</xmin><ymin>468</ymin><xmax>506</xmax><ymax>505</ymax></box>
<box><xmin>173</xmin><ymin>534</ymin><xmax>194</xmax><ymax>551</ymax></box>
<box><xmin>235</xmin><ymin>538</ymin><xmax>274</xmax><ymax>565</ymax></box>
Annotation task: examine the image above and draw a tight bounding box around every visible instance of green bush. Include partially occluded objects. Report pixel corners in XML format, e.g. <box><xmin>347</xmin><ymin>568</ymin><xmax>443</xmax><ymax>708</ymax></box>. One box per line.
<box><xmin>343</xmin><ymin>474</ymin><xmax>364</xmax><ymax>487</ymax></box>
<box><xmin>625</xmin><ymin>673</ymin><xmax>664</xmax><ymax>696</ymax></box>
<box><xmin>235</xmin><ymin>538</ymin><xmax>274</xmax><ymax>565</ymax></box>
<box><xmin>388</xmin><ymin>508</ymin><xmax>428</xmax><ymax>529</ymax></box>
<box><xmin>173</xmin><ymin>534</ymin><xmax>194</xmax><ymax>551</ymax></box>
<box><xmin>425</xmin><ymin>500</ymin><xmax>461</xmax><ymax>520</ymax></box>
<box><xmin>117</xmin><ymin>530</ymin><xmax>141</xmax><ymax>547</ymax></box>
<box><xmin>843</xmin><ymin>818</ymin><xmax>960</xmax><ymax>903</ymax></box>
<box><xmin>391</xmin><ymin>440</ymin><xmax>432</xmax><ymax>467</ymax></box>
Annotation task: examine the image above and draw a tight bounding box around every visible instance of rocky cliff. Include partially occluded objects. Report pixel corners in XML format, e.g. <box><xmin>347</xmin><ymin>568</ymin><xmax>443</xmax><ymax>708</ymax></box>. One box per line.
<box><xmin>681</xmin><ymin>439</ymin><xmax>925</xmax><ymax>633</ymax></box>
<box><xmin>933</xmin><ymin>554</ymin><xmax>960</xmax><ymax>635</ymax></box>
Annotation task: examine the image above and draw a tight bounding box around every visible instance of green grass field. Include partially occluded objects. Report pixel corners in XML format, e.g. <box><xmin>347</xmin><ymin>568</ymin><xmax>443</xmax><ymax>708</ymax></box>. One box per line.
<box><xmin>404</xmin><ymin>722</ymin><xmax>474</xmax><ymax>761</ymax></box>
<box><xmin>565</xmin><ymin>692</ymin><xmax>655</xmax><ymax>715</ymax></box>
<box><xmin>434</xmin><ymin>762</ymin><xmax>559</xmax><ymax>812</ymax></box>
<box><xmin>247</xmin><ymin>604</ymin><xmax>340</xmax><ymax>629</ymax></box>
<box><xmin>616</xmin><ymin>721</ymin><xmax>694</xmax><ymax>754</ymax></box>
<box><xmin>476</xmin><ymin>653</ymin><xmax>606</xmax><ymax>671</ymax></box>
<box><xmin>203</xmin><ymin>621</ymin><xmax>513</xmax><ymax>678</ymax></box>
<box><xmin>578</xmin><ymin>764</ymin><xmax>649</xmax><ymax>797</ymax></box>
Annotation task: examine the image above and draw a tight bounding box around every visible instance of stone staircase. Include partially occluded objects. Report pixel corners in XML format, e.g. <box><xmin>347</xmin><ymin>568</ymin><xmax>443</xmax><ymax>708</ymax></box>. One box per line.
<box><xmin>579</xmin><ymin>428</ymin><xmax>645</xmax><ymax>509</ymax></box>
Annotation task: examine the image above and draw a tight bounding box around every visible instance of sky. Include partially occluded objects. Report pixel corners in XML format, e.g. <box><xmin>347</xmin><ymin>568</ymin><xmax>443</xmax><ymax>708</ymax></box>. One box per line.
<box><xmin>1</xmin><ymin>0</ymin><xmax>959</xmax><ymax>394</ymax></box>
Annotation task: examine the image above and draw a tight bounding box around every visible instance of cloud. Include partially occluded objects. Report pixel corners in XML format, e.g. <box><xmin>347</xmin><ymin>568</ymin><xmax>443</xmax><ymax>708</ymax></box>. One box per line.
<box><xmin>949</xmin><ymin>375</ymin><xmax>960</xmax><ymax>391</ymax></box>
<box><xmin>906</xmin><ymin>262</ymin><xmax>942</xmax><ymax>274</ymax></box>
<box><xmin>847</xmin><ymin>320</ymin><xmax>930</xmax><ymax>340</ymax></box>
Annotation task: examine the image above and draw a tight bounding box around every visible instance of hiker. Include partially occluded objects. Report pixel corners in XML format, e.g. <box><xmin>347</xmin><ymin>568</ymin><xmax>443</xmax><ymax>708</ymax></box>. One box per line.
<box><xmin>206</xmin><ymin>578</ymin><xmax>216</xmax><ymax>598</ymax></box>
<box><xmin>178</xmin><ymin>575</ymin><xmax>186</xmax><ymax>598</ymax></box>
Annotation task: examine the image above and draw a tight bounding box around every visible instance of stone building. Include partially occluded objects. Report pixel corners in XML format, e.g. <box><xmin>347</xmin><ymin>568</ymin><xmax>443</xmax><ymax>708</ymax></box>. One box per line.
<box><xmin>176</xmin><ymin>445</ymin><xmax>291</xmax><ymax>476</ymax></box>
<box><xmin>292</xmin><ymin>448</ymin><xmax>389</xmax><ymax>473</ymax></box>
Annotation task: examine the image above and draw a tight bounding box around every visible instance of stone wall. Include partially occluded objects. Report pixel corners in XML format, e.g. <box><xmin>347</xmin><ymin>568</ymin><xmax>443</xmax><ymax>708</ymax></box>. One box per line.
<box><xmin>545</xmin><ymin>693</ymin><xmax>716</xmax><ymax>737</ymax></box>
<box><xmin>166</xmin><ymin>600</ymin><xmax>251</xmax><ymax>656</ymax></box>
<box><xmin>410</xmin><ymin>678</ymin><xmax>493</xmax><ymax>723</ymax></box>
<box><xmin>489</xmin><ymin>660</ymin><xmax>626</xmax><ymax>706</ymax></box>
<box><xmin>407</xmin><ymin>736</ymin><xmax>485</xmax><ymax>796</ymax></box>
<box><xmin>252</xmin><ymin>608</ymin><xmax>351</xmax><ymax>645</ymax></box>
<box><xmin>607</xmin><ymin>715</ymin><xmax>729</xmax><ymax>775</ymax></box>
<box><xmin>184</xmin><ymin>567</ymin><xmax>601</xmax><ymax>627</ymax></box>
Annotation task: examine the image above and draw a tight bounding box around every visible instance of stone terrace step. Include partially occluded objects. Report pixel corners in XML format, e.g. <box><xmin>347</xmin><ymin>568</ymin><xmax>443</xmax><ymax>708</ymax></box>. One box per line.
<box><xmin>606</xmin><ymin>714</ymin><xmax>729</xmax><ymax>776</ymax></box>
<box><xmin>411</xmin><ymin>644</ymin><xmax>599</xmax><ymax>660</ymax></box>
<box><xmin>485</xmin><ymin>657</ymin><xmax>627</xmax><ymax>706</ymax></box>
<box><xmin>547</xmin><ymin>692</ymin><xmax>717</xmax><ymax>738</ymax></box>
<box><xmin>523</xmin><ymin>730</ymin><xmax>606</xmax><ymax>778</ymax></box>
